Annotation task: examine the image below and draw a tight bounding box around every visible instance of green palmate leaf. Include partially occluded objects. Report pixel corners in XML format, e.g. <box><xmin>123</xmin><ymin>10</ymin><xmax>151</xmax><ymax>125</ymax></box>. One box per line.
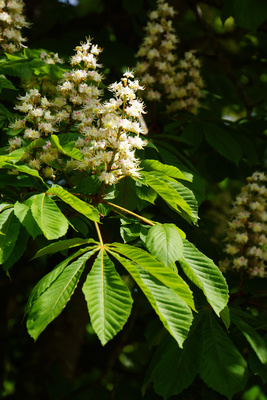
<box><xmin>234</xmin><ymin>131</ymin><xmax>259</xmax><ymax>166</ymax></box>
<box><xmin>14</xmin><ymin>201</ymin><xmax>42</xmax><ymax>239</ymax></box>
<box><xmin>231</xmin><ymin>313</ymin><xmax>267</xmax><ymax>365</ymax></box>
<box><xmin>0</xmin><ymin>207</ymin><xmax>13</xmax><ymax>226</ymax></box>
<box><xmin>220</xmin><ymin>305</ymin><xmax>231</xmax><ymax>330</ymax></box>
<box><xmin>34</xmin><ymin>63</ymin><xmax>64</xmax><ymax>79</ymax></box>
<box><xmin>183</xmin><ymin>173</ymin><xmax>206</xmax><ymax>206</ymax></box>
<box><xmin>50</xmin><ymin>134</ymin><xmax>83</xmax><ymax>161</ymax></box>
<box><xmin>69</xmin><ymin>215</ymin><xmax>89</xmax><ymax>237</ymax></box>
<box><xmin>1</xmin><ymin>162</ymin><xmax>45</xmax><ymax>182</ymax></box>
<box><xmin>136</xmin><ymin>184</ymin><xmax>157</xmax><ymax>204</ymax></box>
<box><xmin>0</xmin><ymin>56</ymin><xmax>44</xmax><ymax>78</ymax></box>
<box><xmin>71</xmin><ymin>176</ymin><xmax>101</xmax><ymax>195</ymax></box>
<box><xmin>0</xmin><ymin>176</ymin><xmax>35</xmax><ymax>193</ymax></box>
<box><xmin>0</xmin><ymin>74</ymin><xmax>17</xmax><ymax>91</ymax></box>
<box><xmin>0</xmin><ymin>148</ymin><xmax>25</xmax><ymax>166</ymax></box>
<box><xmin>156</xmin><ymin>146</ymin><xmax>194</xmax><ymax>180</ymax></box>
<box><xmin>146</xmin><ymin>224</ymin><xmax>184</xmax><ymax>269</ymax></box>
<box><xmin>47</xmin><ymin>185</ymin><xmax>100</xmax><ymax>222</ymax></box>
<box><xmin>0</xmin><ymin>103</ymin><xmax>15</xmax><ymax>122</ymax></box>
<box><xmin>179</xmin><ymin>239</ymin><xmax>228</xmax><ymax>316</ymax></box>
<box><xmin>200</xmin><ymin>311</ymin><xmax>248</xmax><ymax>399</ymax></box>
<box><xmin>109</xmin><ymin>243</ymin><xmax>195</xmax><ymax>311</ymax></box>
<box><xmin>153</xmin><ymin>140</ymin><xmax>196</xmax><ymax>171</ymax></box>
<box><xmin>110</xmin><ymin>251</ymin><xmax>193</xmax><ymax>348</ymax></box>
<box><xmin>0</xmin><ymin>139</ymin><xmax>45</xmax><ymax>169</ymax></box>
<box><xmin>163</xmin><ymin>178</ymin><xmax>199</xmax><ymax>225</ymax></box>
<box><xmin>204</xmin><ymin>123</ymin><xmax>242</xmax><ymax>165</ymax></box>
<box><xmin>120</xmin><ymin>218</ymin><xmax>148</xmax><ymax>243</ymax></box>
<box><xmin>221</xmin><ymin>0</ymin><xmax>267</xmax><ymax>30</ymax></box>
<box><xmin>142</xmin><ymin>171</ymin><xmax>194</xmax><ymax>222</ymax></box>
<box><xmin>248</xmin><ymin>334</ymin><xmax>267</xmax><ymax>384</ymax></box>
<box><xmin>0</xmin><ymin>203</ymin><xmax>13</xmax><ymax>212</ymax></box>
<box><xmin>26</xmin><ymin>247</ymin><xmax>96</xmax><ymax>314</ymax></box>
<box><xmin>3</xmin><ymin>226</ymin><xmax>29</xmax><ymax>272</ymax></box>
<box><xmin>146</xmin><ymin>313</ymin><xmax>203</xmax><ymax>399</ymax></box>
<box><xmin>31</xmin><ymin>193</ymin><xmax>69</xmax><ymax>240</ymax></box>
<box><xmin>25</xmin><ymin>138</ymin><xmax>47</xmax><ymax>152</ymax></box>
<box><xmin>27</xmin><ymin>249</ymin><xmax>97</xmax><ymax>340</ymax></box>
<box><xmin>12</xmin><ymin>164</ymin><xmax>43</xmax><ymax>179</ymax></box>
<box><xmin>0</xmin><ymin>209</ymin><xmax>21</xmax><ymax>265</ymax></box>
<box><xmin>179</xmin><ymin>121</ymin><xmax>204</xmax><ymax>147</ymax></box>
<box><xmin>113</xmin><ymin>176</ymin><xmax>139</xmax><ymax>211</ymax></box>
<box><xmin>33</xmin><ymin>238</ymin><xmax>99</xmax><ymax>259</ymax></box>
<box><xmin>141</xmin><ymin>159</ymin><xmax>191</xmax><ymax>181</ymax></box>
<box><xmin>82</xmin><ymin>249</ymin><xmax>133</xmax><ymax>345</ymax></box>
<box><xmin>0</xmin><ymin>173</ymin><xmax>37</xmax><ymax>188</ymax></box>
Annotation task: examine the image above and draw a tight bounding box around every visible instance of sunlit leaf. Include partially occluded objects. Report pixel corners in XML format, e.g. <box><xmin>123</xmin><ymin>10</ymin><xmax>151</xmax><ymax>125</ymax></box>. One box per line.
<box><xmin>50</xmin><ymin>134</ymin><xmax>83</xmax><ymax>161</ymax></box>
<box><xmin>33</xmin><ymin>238</ymin><xmax>99</xmax><ymax>259</ymax></box>
<box><xmin>110</xmin><ymin>251</ymin><xmax>193</xmax><ymax>347</ymax></box>
<box><xmin>47</xmin><ymin>185</ymin><xmax>100</xmax><ymax>222</ymax></box>
<box><xmin>31</xmin><ymin>193</ymin><xmax>69</xmax><ymax>240</ymax></box>
<box><xmin>146</xmin><ymin>223</ymin><xmax>184</xmax><ymax>268</ymax></box>
<box><xmin>14</xmin><ymin>201</ymin><xmax>42</xmax><ymax>239</ymax></box>
<box><xmin>82</xmin><ymin>249</ymin><xmax>133</xmax><ymax>345</ymax></box>
<box><xmin>179</xmin><ymin>239</ymin><xmax>229</xmax><ymax>316</ymax></box>
<box><xmin>142</xmin><ymin>171</ymin><xmax>194</xmax><ymax>222</ymax></box>
<box><xmin>141</xmin><ymin>159</ymin><xmax>191</xmax><ymax>181</ymax></box>
<box><xmin>27</xmin><ymin>249</ymin><xmax>96</xmax><ymax>340</ymax></box>
<box><xmin>109</xmin><ymin>242</ymin><xmax>195</xmax><ymax>310</ymax></box>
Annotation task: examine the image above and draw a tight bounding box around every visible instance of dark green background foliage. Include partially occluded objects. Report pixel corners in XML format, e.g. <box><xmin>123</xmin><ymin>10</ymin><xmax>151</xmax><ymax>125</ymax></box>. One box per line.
<box><xmin>1</xmin><ymin>0</ymin><xmax>267</xmax><ymax>399</ymax></box>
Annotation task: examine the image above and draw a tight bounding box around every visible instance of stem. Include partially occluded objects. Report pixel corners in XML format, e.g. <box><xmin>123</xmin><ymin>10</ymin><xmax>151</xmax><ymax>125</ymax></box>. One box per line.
<box><xmin>94</xmin><ymin>221</ymin><xmax>104</xmax><ymax>246</ymax></box>
<box><xmin>104</xmin><ymin>200</ymin><xmax>155</xmax><ymax>226</ymax></box>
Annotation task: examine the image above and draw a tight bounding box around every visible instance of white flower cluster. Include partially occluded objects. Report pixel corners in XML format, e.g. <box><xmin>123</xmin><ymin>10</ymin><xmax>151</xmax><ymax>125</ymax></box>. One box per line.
<box><xmin>9</xmin><ymin>38</ymin><xmax>147</xmax><ymax>185</ymax></box>
<box><xmin>40</xmin><ymin>50</ymin><xmax>64</xmax><ymax>65</ymax></box>
<box><xmin>219</xmin><ymin>172</ymin><xmax>267</xmax><ymax>278</ymax></box>
<box><xmin>0</xmin><ymin>0</ymin><xmax>30</xmax><ymax>53</ymax></box>
<box><xmin>136</xmin><ymin>0</ymin><xmax>204</xmax><ymax>114</ymax></box>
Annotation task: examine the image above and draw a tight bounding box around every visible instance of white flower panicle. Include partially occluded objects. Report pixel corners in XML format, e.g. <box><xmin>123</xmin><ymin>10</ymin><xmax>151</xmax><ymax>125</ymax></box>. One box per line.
<box><xmin>9</xmin><ymin>38</ymin><xmax>147</xmax><ymax>184</ymax></box>
<box><xmin>219</xmin><ymin>172</ymin><xmax>267</xmax><ymax>278</ymax></box>
<box><xmin>0</xmin><ymin>0</ymin><xmax>30</xmax><ymax>53</ymax></box>
<box><xmin>136</xmin><ymin>0</ymin><xmax>204</xmax><ymax>114</ymax></box>
<box><xmin>40</xmin><ymin>50</ymin><xmax>64</xmax><ymax>65</ymax></box>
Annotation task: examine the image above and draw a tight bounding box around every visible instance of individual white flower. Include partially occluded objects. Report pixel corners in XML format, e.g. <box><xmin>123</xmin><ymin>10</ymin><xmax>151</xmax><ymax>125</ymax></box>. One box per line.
<box><xmin>225</xmin><ymin>244</ymin><xmax>239</xmax><ymax>256</ymax></box>
<box><xmin>98</xmin><ymin>171</ymin><xmax>117</xmax><ymax>185</ymax></box>
<box><xmin>29</xmin><ymin>108</ymin><xmax>44</xmax><ymax>118</ymax></box>
<box><xmin>28</xmin><ymin>159</ymin><xmax>41</xmax><ymax>170</ymax></box>
<box><xmin>8</xmin><ymin>136</ymin><xmax>22</xmax><ymax>150</ymax></box>
<box><xmin>235</xmin><ymin>232</ymin><xmax>249</xmax><ymax>244</ymax></box>
<box><xmin>43</xmin><ymin>166</ymin><xmax>56</xmax><ymax>179</ymax></box>
<box><xmin>23</xmin><ymin>128</ymin><xmax>41</xmax><ymax>140</ymax></box>
<box><xmin>0</xmin><ymin>12</ymin><xmax>12</xmax><ymax>23</ymax></box>
<box><xmin>125</xmin><ymin>99</ymin><xmax>145</xmax><ymax>117</ymax></box>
